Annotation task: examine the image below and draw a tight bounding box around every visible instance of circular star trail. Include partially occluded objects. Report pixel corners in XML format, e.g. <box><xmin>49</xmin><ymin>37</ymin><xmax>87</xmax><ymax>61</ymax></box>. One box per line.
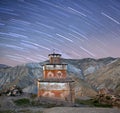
<box><xmin>0</xmin><ymin>0</ymin><xmax>120</xmax><ymax>66</ymax></box>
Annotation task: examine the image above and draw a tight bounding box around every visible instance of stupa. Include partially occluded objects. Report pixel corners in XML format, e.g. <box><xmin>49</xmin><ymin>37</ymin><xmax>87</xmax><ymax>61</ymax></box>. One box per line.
<box><xmin>37</xmin><ymin>53</ymin><xmax>74</xmax><ymax>104</ymax></box>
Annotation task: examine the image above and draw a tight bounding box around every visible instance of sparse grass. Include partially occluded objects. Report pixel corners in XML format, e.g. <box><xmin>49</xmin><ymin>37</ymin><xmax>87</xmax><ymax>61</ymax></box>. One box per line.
<box><xmin>14</xmin><ymin>98</ymin><xmax>62</xmax><ymax>108</ymax></box>
<box><xmin>36</xmin><ymin>112</ymin><xmax>43</xmax><ymax>113</ymax></box>
<box><xmin>17</xmin><ymin>109</ymin><xmax>32</xmax><ymax>113</ymax></box>
<box><xmin>92</xmin><ymin>99</ymin><xmax>112</xmax><ymax>107</ymax></box>
<box><xmin>44</xmin><ymin>103</ymin><xmax>59</xmax><ymax>108</ymax></box>
<box><xmin>75</xmin><ymin>99</ymin><xmax>112</xmax><ymax>108</ymax></box>
<box><xmin>14</xmin><ymin>98</ymin><xmax>30</xmax><ymax>106</ymax></box>
<box><xmin>31</xmin><ymin>100</ymin><xmax>62</xmax><ymax>108</ymax></box>
<box><xmin>75</xmin><ymin>99</ymin><xmax>94</xmax><ymax>107</ymax></box>
<box><xmin>93</xmin><ymin>103</ymin><xmax>112</xmax><ymax>107</ymax></box>
<box><xmin>0</xmin><ymin>110</ymin><xmax>15</xmax><ymax>113</ymax></box>
<box><xmin>19</xmin><ymin>109</ymin><xmax>42</xmax><ymax>113</ymax></box>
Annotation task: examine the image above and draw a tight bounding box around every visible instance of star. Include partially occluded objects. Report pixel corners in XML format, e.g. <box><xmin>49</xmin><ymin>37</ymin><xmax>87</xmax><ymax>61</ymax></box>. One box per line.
<box><xmin>0</xmin><ymin>0</ymin><xmax>120</xmax><ymax>66</ymax></box>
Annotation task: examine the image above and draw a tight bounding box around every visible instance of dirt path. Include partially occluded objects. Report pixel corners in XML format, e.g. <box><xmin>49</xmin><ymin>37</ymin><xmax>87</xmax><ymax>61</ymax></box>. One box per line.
<box><xmin>43</xmin><ymin>107</ymin><xmax>120</xmax><ymax>113</ymax></box>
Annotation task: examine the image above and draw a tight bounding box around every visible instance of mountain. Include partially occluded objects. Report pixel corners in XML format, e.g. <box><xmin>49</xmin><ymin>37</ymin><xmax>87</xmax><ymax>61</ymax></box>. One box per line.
<box><xmin>0</xmin><ymin>63</ymin><xmax>43</xmax><ymax>90</ymax></box>
<box><xmin>61</xmin><ymin>57</ymin><xmax>120</xmax><ymax>96</ymax></box>
<box><xmin>0</xmin><ymin>64</ymin><xmax>11</xmax><ymax>69</ymax></box>
<box><xmin>0</xmin><ymin>57</ymin><xmax>120</xmax><ymax>97</ymax></box>
<box><xmin>86</xmin><ymin>58</ymin><xmax>120</xmax><ymax>95</ymax></box>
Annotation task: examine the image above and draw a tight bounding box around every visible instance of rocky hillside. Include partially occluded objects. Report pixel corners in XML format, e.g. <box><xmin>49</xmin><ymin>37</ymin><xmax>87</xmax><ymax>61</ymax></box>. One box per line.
<box><xmin>0</xmin><ymin>64</ymin><xmax>11</xmax><ymax>69</ymax></box>
<box><xmin>0</xmin><ymin>63</ymin><xmax>43</xmax><ymax>90</ymax></box>
<box><xmin>86</xmin><ymin>58</ymin><xmax>120</xmax><ymax>95</ymax></box>
<box><xmin>0</xmin><ymin>57</ymin><xmax>120</xmax><ymax>97</ymax></box>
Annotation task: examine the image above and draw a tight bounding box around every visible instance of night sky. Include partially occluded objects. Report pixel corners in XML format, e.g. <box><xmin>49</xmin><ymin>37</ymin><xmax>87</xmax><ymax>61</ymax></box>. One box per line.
<box><xmin>0</xmin><ymin>0</ymin><xmax>120</xmax><ymax>66</ymax></box>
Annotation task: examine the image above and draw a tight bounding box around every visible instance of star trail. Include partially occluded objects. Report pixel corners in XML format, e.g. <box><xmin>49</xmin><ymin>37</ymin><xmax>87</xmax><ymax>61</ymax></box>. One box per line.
<box><xmin>0</xmin><ymin>0</ymin><xmax>120</xmax><ymax>66</ymax></box>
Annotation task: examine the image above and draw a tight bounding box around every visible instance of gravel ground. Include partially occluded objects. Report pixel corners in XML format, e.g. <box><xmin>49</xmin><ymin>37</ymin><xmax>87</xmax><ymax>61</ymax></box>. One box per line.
<box><xmin>43</xmin><ymin>107</ymin><xmax>120</xmax><ymax>113</ymax></box>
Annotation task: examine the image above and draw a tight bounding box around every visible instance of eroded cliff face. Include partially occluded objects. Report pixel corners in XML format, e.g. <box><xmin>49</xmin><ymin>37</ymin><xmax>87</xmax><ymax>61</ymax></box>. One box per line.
<box><xmin>86</xmin><ymin>59</ymin><xmax>120</xmax><ymax>95</ymax></box>
<box><xmin>0</xmin><ymin>63</ymin><xmax>43</xmax><ymax>90</ymax></box>
<box><xmin>0</xmin><ymin>57</ymin><xmax>119</xmax><ymax>97</ymax></box>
